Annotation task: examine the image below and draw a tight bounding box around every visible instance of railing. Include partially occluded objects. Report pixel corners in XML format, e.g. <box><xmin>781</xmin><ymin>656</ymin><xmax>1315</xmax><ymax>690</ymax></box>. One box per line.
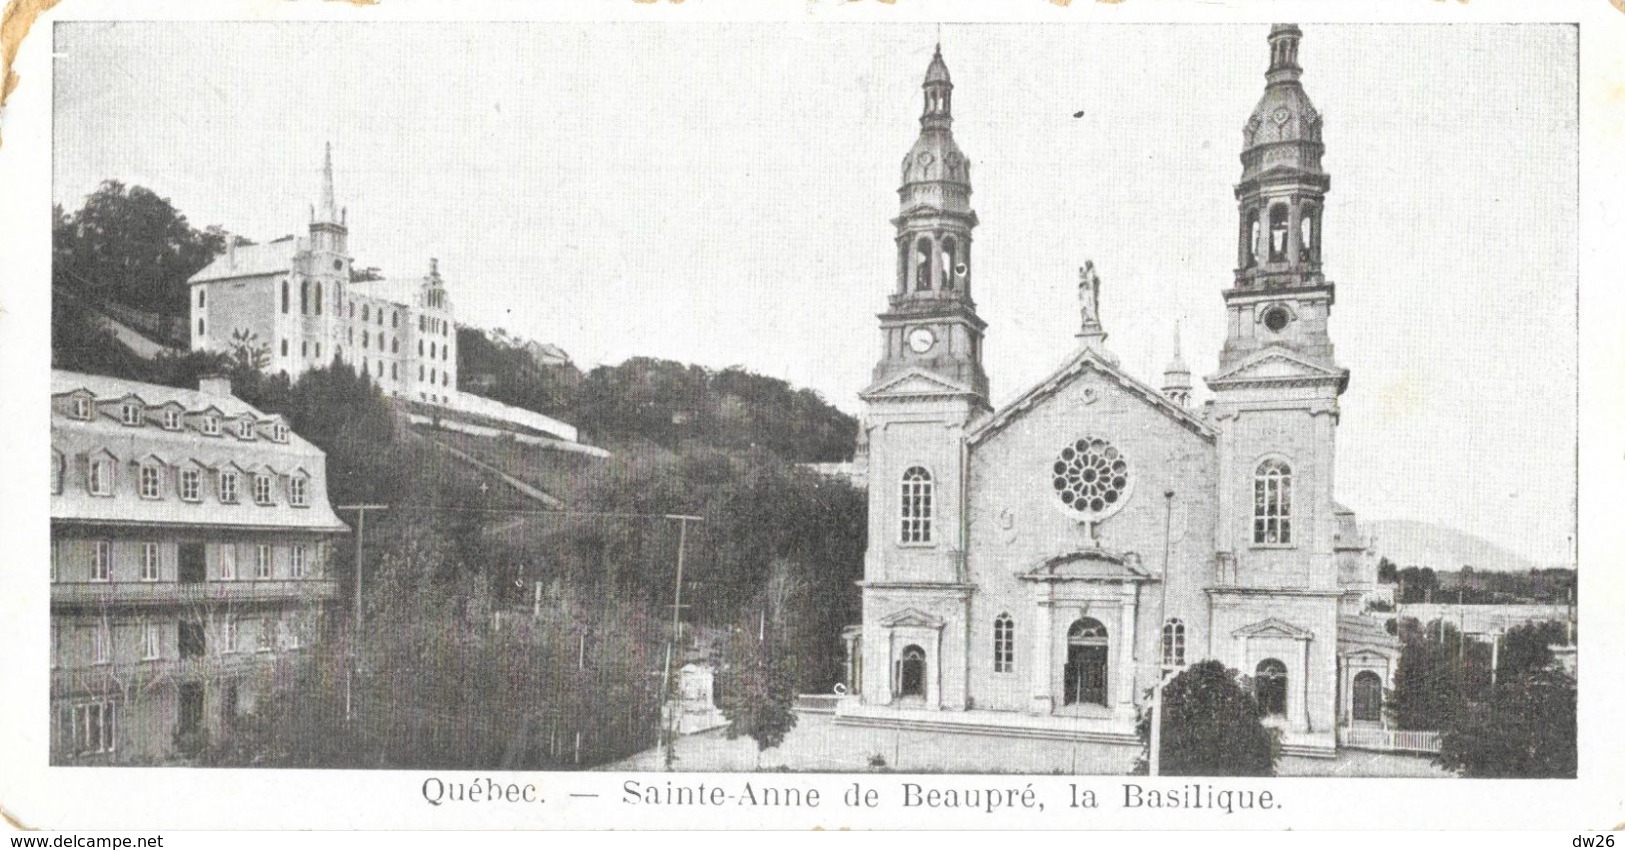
<box><xmin>52</xmin><ymin>579</ymin><xmax>339</xmax><ymax>607</ymax></box>
<box><xmin>51</xmin><ymin>651</ymin><xmax>306</xmax><ymax>696</ymax></box>
<box><xmin>1337</xmin><ymin>725</ymin><xmax>1443</xmax><ymax>754</ymax></box>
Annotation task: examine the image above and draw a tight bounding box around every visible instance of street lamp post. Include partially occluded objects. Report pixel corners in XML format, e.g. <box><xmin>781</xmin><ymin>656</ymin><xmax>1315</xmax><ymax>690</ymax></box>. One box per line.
<box><xmin>1148</xmin><ymin>489</ymin><xmax>1174</xmax><ymax>777</ymax></box>
<box><xmin>336</xmin><ymin>504</ymin><xmax>388</xmax><ymax>725</ymax></box>
<box><xmin>660</xmin><ymin>514</ymin><xmax>703</xmax><ymax>771</ymax></box>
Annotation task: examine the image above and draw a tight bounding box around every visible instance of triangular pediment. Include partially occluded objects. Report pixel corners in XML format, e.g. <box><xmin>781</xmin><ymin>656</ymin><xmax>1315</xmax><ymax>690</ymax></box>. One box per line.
<box><xmin>1021</xmin><ymin>548</ymin><xmax>1151</xmax><ymax>583</ymax></box>
<box><xmin>969</xmin><ymin>346</ymin><xmax>1214</xmax><ymax>446</ymax></box>
<box><xmin>879</xmin><ymin>607</ymin><xmax>947</xmax><ymax>630</ymax></box>
<box><xmin>861</xmin><ymin>368</ymin><xmax>975</xmax><ymax>401</ymax></box>
<box><xmin>1233</xmin><ymin>616</ymin><xmax>1315</xmax><ymax>641</ymax></box>
<box><xmin>1207</xmin><ymin>348</ymin><xmax>1347</xmax><ymax>389</ymax></box>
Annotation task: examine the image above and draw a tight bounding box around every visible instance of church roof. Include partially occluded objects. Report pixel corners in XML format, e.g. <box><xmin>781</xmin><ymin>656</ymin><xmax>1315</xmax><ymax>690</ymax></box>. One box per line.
<box><xmin>968</xmin><ymin>345</ymin><xmax>1215</xmax><ymax>447</ymax></box>
<box><xmin>189</xmin><ymin>240</ymin><xmax>299</xmax><ymax>283</ymax></box>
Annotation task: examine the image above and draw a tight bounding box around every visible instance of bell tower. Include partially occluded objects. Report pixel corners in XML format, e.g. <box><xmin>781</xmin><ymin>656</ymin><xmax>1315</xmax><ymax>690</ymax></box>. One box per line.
<box><xmin>1220</xmin><ymin>24</ymin><xmax>1338</xmax><ymax>374</ymax></box>
<box><xmin>871</xmin><ymin>45</ymin><xmax>990</xmax><ymax>404</ymax></box>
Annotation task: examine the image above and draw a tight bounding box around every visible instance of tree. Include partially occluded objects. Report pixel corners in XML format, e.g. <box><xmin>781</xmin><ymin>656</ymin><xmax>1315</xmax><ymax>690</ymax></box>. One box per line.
<box><xmin>1376</xmin><ymin>557</ymin><xmax>1399</xmax><ymax>585</ymax></box>
<box><xmin>1436</xmin><ymin>669</ymin><xmax>1576</xmax><ymax>778</ymax></box>
<box><xmin>1135</xmin><ymin>660</ymin><xmax>1278</xmax><ymax>776</ymax></box>
<box><xmin>1498</xmin><ymin>621</ymin><xmax>1567</xmax><ymax>682</ymax></box>
<box><xmin>53</xmin><ymin>181</ymin><xmax>226</xmax><ymax>315</ymax></box>
<box><xmin>1389</xmin><ymin>634</ymin><xmax>1470</xmax><ymax>730</ymax></box>
<box><xmin>717</xmin><ymin>623</ymin><xmax>799</xmax><ymax>753</ymax></box>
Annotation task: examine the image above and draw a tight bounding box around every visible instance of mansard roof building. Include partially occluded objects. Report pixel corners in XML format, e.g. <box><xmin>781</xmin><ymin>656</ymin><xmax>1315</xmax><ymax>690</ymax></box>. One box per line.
<box><xmin>50</xmin><ymin>369</ymin><xmax>347</xmax><ymax>763</ymax></box>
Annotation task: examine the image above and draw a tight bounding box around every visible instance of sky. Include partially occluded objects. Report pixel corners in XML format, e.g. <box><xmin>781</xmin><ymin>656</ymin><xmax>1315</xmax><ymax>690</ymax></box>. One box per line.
<box><xmin>51</xmin><ymin>22</ymin><xmax>1577</xmax><ymax>566</ymax></box>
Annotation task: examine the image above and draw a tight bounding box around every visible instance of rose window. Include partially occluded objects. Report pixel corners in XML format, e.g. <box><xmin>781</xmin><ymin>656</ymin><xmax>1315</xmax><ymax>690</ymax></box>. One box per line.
<box><xmin>1052</xmin><ymin>437</ymin><xmax>1128</xmax><ymax>515</ymax></box>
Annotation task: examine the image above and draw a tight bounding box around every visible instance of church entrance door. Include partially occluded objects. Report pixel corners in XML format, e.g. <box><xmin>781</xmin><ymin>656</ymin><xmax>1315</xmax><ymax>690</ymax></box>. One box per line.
<box><xmin>896</xmin><ymin>645</ymin><xmax>926</xmax><ymax>699</ymax></box>
<box><xmin>1063</xmin><ymin>618</ymin><xmax>1109</xmax><ymax>707</ymax></box>
<box><xmin>1351</xmin><ymin>671</ymin><xmax>1382</xmax><ymax>723</ymax></box>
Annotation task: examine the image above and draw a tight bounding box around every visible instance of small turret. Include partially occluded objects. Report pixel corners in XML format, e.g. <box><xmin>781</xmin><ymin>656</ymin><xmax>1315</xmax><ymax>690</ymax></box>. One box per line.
<box><xmin>1162</xmin><ymin>322</ymin><xmax>1192</xmax><ymax>407</ymax></box>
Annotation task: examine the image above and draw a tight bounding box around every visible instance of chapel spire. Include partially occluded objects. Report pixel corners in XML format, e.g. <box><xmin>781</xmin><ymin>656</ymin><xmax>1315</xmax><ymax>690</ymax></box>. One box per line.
<box><xmin>309</xmin><ymin>143</ymin><xmax>349</xmax><ymax>256</ymax></box>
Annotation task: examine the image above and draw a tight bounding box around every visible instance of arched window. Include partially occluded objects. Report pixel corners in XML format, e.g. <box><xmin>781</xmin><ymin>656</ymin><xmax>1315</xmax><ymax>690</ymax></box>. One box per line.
<box><xmin>1268</xmin><ymin>205</ymin><xmax>1289</xmax><ymax>262</ymax></box>
<box><xmin>1352</xmin><ymin>670</ymin><xmax>1383</xmax><ymax>722</ymax></box>
<box><xmin>281</xmin><ymin>280</ymin><xmax>290</xmax><ymax>314</ymax></box>
<box><xmin>913</xmin><ymin>237</ymin><xmax>932</xmax><ymax>291</ymax></box>
<box><xmin>1300</xmin><ymin>207</ymin><xmax>1318</xmax><ymax>261</ymax></box>
<box><xmin>993</xmin><ymin>613</ymin><xmax>1014</xmax><ymax>673</ymax></box>
<box><xmin>896</xmin><ymin>645</ymin><xmax>926</xmax><ymax>698</ymax></box>
<box><xmin>1253</xmin><ymin>459</ymin><xmax>1292</xmax><ymax>545</ymax></box>
<box><xmin>1161</xmin><ymin>618</ymin><xmax>1186</xmax><ymax>668</ymax></box>
<box><xmin>939</xmin><ymin>236</ymin><xmax>957</xmax><ymax>290</ymax></box>
<box><xmin>1246</xmin><ymin>210</ymin><xmax>1262</xmax><ymax>268</ymax></box>
<box><xmin>899</xmin><ymin>466</ymin><xmax>933</xmax><ymax>544</ymax></box>
<box><xmin>1255</xmin><ymin>658</ymin><xmax>1287</xmax><ymax>715</ymax></box>
<box><xmin>300</xmin><ymin>281</ymin><xmax>309</xmax><ymax>315</ymax></box>
<box><xmin>897</xmin><ymin>241</ymin><xmax>910</xmax><ymax>292</ymax></box>
<box><xmin>315</xmin><ymin>282</ymin><xmax>323</xmax><ymax>315</ymax></box>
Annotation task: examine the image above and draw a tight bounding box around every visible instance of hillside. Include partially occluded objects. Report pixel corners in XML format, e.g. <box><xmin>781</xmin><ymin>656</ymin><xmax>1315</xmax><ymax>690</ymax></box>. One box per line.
<box><xmin>1366</xmin><ymin>519</ymin><xmax>1541</xmax><ymax>573</ymax></box>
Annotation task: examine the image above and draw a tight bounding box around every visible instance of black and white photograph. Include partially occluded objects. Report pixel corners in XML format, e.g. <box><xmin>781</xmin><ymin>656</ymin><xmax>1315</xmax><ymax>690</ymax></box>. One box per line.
<box><xmin>1</xmin><ymin>0</ymin><xmax>1619</xmax><ymax>838</ymax></box>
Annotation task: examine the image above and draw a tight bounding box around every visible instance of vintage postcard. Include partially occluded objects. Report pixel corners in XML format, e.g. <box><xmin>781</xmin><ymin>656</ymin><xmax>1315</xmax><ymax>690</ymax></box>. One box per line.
<box><xmin>0</xmin><ymin>0</ymin><xmax>1620</xmax><ymax>836</ymax></box>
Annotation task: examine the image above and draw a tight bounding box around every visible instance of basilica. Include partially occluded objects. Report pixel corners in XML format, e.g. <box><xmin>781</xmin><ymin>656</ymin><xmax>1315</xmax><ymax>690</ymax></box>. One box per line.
<box><xmin>837</xmin><ymin>25</ymin><xmax>1396</xmax><ymax>757</ymax></box>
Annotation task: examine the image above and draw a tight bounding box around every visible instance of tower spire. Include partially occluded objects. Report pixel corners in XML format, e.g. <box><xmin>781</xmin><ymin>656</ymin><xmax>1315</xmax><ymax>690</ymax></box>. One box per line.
<box><xmin>318</xmin><ymin>141</ymin><xmax>338</xmax><ymax>224</ymax></box>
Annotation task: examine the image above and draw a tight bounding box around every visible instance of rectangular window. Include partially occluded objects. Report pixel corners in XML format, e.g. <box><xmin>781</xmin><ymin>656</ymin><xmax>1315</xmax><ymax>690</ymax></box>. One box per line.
<box><xmin>291</xmin><ymin>544</ymin><xmax>307</xmax><ymax>578</ymax></box>
<box><xmin>178</xmin><ymin>542</ymin><xmax>206</xmax><ymax>584</ymax></box>
<box><xmin>164</xmin><ymin>410</ymin><xmax>181</xmax><ymax>430</ymax></box>
<box><xmin>92</xmin><ymin>621</ymin><xmax>111</xmax><ymax>664</ymax></box>
<box><xmin>179</xmin><ymin>468</ymin><xmax>201</xmax><ymax>501</ymax></box>
<box><xmin>237</xmin><ymin>419</ymin><xmax>255</xmax><ymax>440</ymax></box>
<box><xmin>90</xmin><ymin>541</ymin><xmax>111</xmax><ymax>582</ymax></box>
<box><xmin>284</xmin><ymin>616</ymin><xmax>304</xmax><ymax>650</ymax></box>
<box><xmin>256</xmin><ymin>544</ymin><xmax>272</xmax><ymax>579</ymax></box>
<box><xmin>198</xmin><ymin>289</ymin><xmax>205</xmax><ymax>308</ymax></box>
<box><xmin>219</xmin><ymin>470</ymin><xmax>239</xmax><ymax>503</ymax></box>
<box><xmin>220</xmin><ymin>543</ymin><xmax>237</xmax><ymax>580</ymax></box>
<box><xmin>223</xmin><ymin>616</ymin><xmax>240</xmax><ymax>654</ymax></box>
<box><xmin>253</xmin><ymin>474</ymin><xmax>274</xmax><ymax>505</ymax></box>
<box><xmin>202</xmin><ymin>415</ymin><xmax>220</xmax><ymax>436</ymax></box>
<box><xmin>198</xmin><ymin>318</ymin><xmax>205</xmax><ymax>337</ymax></box>
<box><xmin>51</xmin><ymin>450</ymin><xmax>63</xmax><ymax>494</ymax></box>
<box><xmin>121</xmin><ymin>404</ymin><xmax>141</xmax><ymax>426</ymax></box>
<box><xmin>141</xmin><ymin>622</ymin><xmax>161</xmax><ymax>660</ymax></box>
<box><xmin>71</xmin><ymin>397</ymin><xmax>90</xmax><ymax>419</ymax></box>
<box><xmin>141</xmin><ymin>542</ymin><xmax>159</xmax><ymax>582</ymax></box>
<box><xmin>88</xmin><ymin>459</ymin><xmax>113</xmax><ymax>496</ymax></box>
<box><xmin>179</xmin><ymin>621</ymin><xmax>205</xmax><ymax>659</ymax></box>
<box><xmin>315</xmin><ymin>342</ymin><xmax>322</xmax><ymax>359</ymax></box>
<box><xmin>257</xmin><ymin>618</ymin><xmax>275</xmax><ymax>653</ymax></box>
<box><xmin>139</xmin><ymin>465</ymin><xmax>162</xmax><ymax>499</ymax></box>
<box><xmin>71</xmin><ymin>701</ymin><xmax>116</xmax><ymax>756</ymax></box>
<box><xmin>289</xmin><ymin>476</ymin><xmax>307</xmax><ymax>506</ymax></box>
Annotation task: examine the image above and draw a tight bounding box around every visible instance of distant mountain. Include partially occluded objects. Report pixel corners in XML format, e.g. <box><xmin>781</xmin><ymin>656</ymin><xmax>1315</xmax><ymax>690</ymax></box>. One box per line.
<box><xmin>1365</xmin><ymin>519</ymin><xmax>1539</xmax><ymax>573</ymax></box>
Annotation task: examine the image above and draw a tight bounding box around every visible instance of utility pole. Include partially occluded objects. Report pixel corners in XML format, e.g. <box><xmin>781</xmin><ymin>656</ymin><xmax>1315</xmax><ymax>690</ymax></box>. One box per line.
<box><xmin>1148</xmin><ymin>489</ymin><xmax>1175</xmax><ymax>778</ymax></box>
<box><xmin>337</xmin><ymin>504</ymin><xmax>388</xmax><ymax>724</ymax></box>
<box><xmin>660</xmin><ymin>514</ymin><xmax>703</xmax><ymax>771</ymax></box>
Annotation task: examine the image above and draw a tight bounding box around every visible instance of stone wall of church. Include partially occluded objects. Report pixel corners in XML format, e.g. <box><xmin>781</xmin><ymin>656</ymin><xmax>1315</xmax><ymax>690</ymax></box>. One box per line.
<box><xmin>1217</xmin><ymin>403</ymin><xmax>1337</xmax><ymax>590</ymax></box>
<box><xmin>962</xmin><ymin>367</ymin><xmax>1218</xmax><ymax>714</ymax></box>
<box><xmin>193</xmin><ymin>276</ymin><xmax>276</xmax><ymax>362</ymax></box>
<box><xmin>1208</xmin><ymin>592</ymin><xmax>1340</xmax><ymax>734</ymax></box>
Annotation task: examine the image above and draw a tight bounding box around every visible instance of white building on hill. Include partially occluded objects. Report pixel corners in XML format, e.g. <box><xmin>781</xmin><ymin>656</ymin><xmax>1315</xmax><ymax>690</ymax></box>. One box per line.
<box><xmin>187</xmin><ymin>145</ymin><xmax>580</xmax><ymax>446</ymax></box>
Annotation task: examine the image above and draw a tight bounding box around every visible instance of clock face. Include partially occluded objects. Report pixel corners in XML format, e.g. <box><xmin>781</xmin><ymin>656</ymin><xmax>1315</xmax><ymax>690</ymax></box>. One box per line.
<box><xmin>907</xmin><ymin>327</ymin><xmax>937</xmax><ymax>354</ymax></box>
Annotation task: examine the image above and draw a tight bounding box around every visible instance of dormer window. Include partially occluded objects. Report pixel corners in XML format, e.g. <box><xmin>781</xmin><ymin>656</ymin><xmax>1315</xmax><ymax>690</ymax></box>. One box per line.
<box><xmin>88</xmin><ymin>457</ymin><xmax>115</xmax><ymax>496</ymax></box>
<box><xmin>163</xmin><ymin>409</ymin><xmax>182</xmax><ymax>430</ymax></box>
<box><xmin>253</xmin><ymin>473</ymin><xmax>274</xmax><ymax>505</ymax></box>
<box><xmin>270</xmin><ymin>423</ymin><xmax>289</xmax><ymax>443</ymax></box>
<box><xmin>289</xmin><ymin>475</ymin><xmax>309</xmax><ymax>507</ymax></box>
<box><xmin>138</xmin><ymin>463</ymin><xmax>163</xmax><ymax>500</ymax></box>
<box><xmin>70</xmin><ymin>397</ymin><xmax>91</xmax><ymax>420</ymax></box>
<box><xmin>202</xmin><ymin>415</ymin><xmax>221</xmax><ymax>436</ymax></box>
<box><xmin>121</xmin><ymin>403</ymin><xmax>143</xmax><ymax>426</ymax></box>
<box><xmin>236</xmin><ymin>419</ymin><xmax>255</xmax><ymax>440</ymax></box>
<box><xmin>179</xmin><ymin>467</ymin><xmax>202</xmax><ymax>502</ymax></box>
<box><xmin>219</xmin><ymin>470</ymin><xmax>240</xmax><ymax>503</ymax></box>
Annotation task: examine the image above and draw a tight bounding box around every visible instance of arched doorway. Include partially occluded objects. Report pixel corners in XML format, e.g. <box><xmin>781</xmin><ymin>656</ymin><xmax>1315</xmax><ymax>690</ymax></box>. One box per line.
<box><xmin>1352</xmin><ymin>670</ymin><xmax>1383</xmax><ymax>723</ymax></box>
<box><xmin>1063</xmin><ymin>618</ymin><xmax>1109</xmax><ymax>707</ymax></box>
<box><xmin>897</xmin><ymin>645</ymin><xmax>926</xmax><ymax>699</ymax></box>
<box><xmin>1255</xmin><ymin>658</ymin><xmax>1288</xmax><ymax>716</ymax></box>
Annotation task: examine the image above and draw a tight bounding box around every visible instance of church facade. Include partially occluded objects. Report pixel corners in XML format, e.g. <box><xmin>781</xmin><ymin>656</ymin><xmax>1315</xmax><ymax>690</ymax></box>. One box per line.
<box><xmin>837</xmin><ymin>26</ymin><xmax>1397</xmax><ymax>757</ymax></box>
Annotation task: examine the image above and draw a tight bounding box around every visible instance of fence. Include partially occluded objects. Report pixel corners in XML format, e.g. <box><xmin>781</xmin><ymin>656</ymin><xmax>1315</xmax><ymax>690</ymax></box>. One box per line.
<box><xmin>1337</xmin><ymin>725</ymin><xmax>1443</xmax><ymax>754</ymax></box>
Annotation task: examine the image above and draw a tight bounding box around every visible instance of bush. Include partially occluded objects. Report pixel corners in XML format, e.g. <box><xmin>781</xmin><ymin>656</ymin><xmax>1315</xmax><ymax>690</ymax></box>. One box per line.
<box><xmin>1136</xmin><ymin>660</ymin><xmax>1278</xmax><ymax>776</ymax></box>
